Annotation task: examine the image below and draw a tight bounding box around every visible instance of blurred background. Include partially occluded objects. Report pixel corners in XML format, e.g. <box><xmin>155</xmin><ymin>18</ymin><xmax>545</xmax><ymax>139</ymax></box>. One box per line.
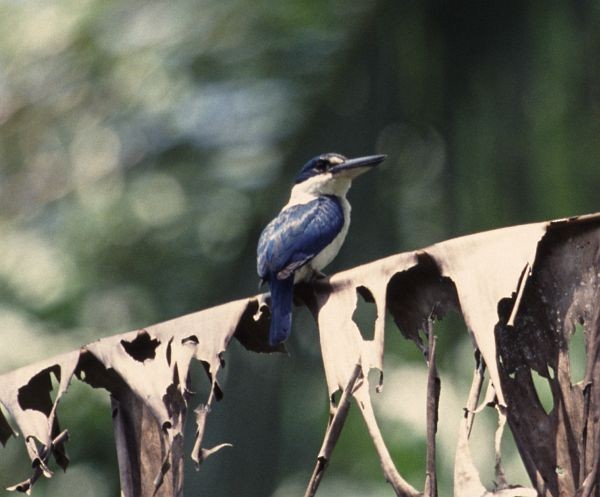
<box><xmin>0</xmin><ymin>0</ymin><xmax>599</xmax><ymax>495</ymax></box>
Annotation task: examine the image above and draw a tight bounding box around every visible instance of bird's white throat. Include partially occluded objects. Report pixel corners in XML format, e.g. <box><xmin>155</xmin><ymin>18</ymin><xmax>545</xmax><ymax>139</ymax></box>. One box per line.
<box><xmin>284</xmin><ymin>173</ymin><xmax>352</xmax><ymax>209</ymax></box>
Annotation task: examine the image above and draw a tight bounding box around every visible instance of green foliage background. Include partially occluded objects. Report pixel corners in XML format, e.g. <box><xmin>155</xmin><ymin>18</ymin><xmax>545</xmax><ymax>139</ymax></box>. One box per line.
<box><xmin>0</xmin><ymin>1</ymin><xmax>599</xmax><ymax>496</ymax></box>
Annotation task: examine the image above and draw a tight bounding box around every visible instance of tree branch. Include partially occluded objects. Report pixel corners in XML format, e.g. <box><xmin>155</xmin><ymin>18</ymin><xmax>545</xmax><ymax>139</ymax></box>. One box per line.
<box><xmin>304</xmin><ymin>363</ymin><xmax>362</xmax><ymax>497</ymax></box>
<box><xmin>424</xmin><ymin>317</ymin><xmax>439</xmax><ymax>497</ymax></box>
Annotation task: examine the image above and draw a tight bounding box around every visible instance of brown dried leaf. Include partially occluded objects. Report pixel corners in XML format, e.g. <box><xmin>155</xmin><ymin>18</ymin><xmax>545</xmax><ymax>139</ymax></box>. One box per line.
<box><xmin>304</xmin><ymin>213</ymin><xmax>600</xmax><ymax>495</ymax></box>
<box><xmin>1</xmin><ymin>212</ymin><xmax>600</xmax><ymax>497</ymax></box>
<box><xmin>0</xmin><ymin>296</ymin><xmax>265</xmax><ymax>494</ymax></box>
<box><xmin>454</xmin><ymin>364</ymin><xmax>537</xmax><ymax>497</ymax></box>
<box><xmin>427</xmin><ymin>222</ymin><xmax>547</xmax><ymax>406</ymax></box>
<box><xmin>309</xmin><ymin>252</ymin><xmax>420</xmax><ymax>396</ymax></box>
<box><xmin>79</xmin><ymin>297</ymin><xmax>259</xmax><ymax>496</ymax></box>
<box><xmin>496</xmin><ymin>217</ymin><xmax>600</xmax><ymax>496</ymax></box>
<box><xmin>194</xmin><ymin>443</ymin><xmax>233</xmax><ymax>466</ymax></box>
<box><xmin>0</xmin><ymin>351</ymin><xmax>78</xmax><ymax>492</ymax></box>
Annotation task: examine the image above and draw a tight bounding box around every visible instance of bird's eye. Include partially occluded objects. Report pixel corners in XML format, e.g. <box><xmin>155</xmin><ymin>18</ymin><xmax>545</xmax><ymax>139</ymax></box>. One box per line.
<box><xmin>314</xmin><ymin>160</ymin><xmax>328</xmax><ymax>172</ymax></box>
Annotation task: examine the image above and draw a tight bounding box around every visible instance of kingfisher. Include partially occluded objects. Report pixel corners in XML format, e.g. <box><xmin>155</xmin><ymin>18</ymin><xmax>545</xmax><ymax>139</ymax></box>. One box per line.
<box><xmin>257</xmin><ymin>152</ymin><xmax>386</xmax><ymax>345</ymax></box>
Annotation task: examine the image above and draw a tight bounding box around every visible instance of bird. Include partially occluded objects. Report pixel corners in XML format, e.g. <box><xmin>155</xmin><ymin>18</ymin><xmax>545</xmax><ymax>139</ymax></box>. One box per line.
<box><xmin>257</xmin><ymin>152</ymin><xmax>386</xmax><ymax>345</ymax></box>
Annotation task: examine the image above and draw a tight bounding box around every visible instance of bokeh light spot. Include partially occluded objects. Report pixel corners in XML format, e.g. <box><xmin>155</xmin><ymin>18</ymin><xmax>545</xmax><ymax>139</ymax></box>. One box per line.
<box><xmin>129</xmin><ymin>173</ymin><xmax>186</xmax><ymax>227</ymax></box>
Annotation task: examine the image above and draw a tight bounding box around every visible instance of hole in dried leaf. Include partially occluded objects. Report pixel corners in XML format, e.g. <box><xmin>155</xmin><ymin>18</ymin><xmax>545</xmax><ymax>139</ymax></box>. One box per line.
<box><xmin>166</xmin><ymin>337</ymin><xmax>173</xmax><ymax>366</ymax></box>
<box><xmin>182</xmin><ymin>335</ymin><xmax>199</xmax><ymax>345</ymax></box>
<box><xmin>17</xmin><ymin>366</ymin><xmax>60</xmax><ymax>415</ymax></box>
<box><xmin>233</xmin><ymin>298</ymin><xmax>280</xmax><ymax>353</ymax></box>
<box><xmin>200</xmin><ymin>361</ymin><xmax>223</xmax><ymax>400</ymax></box>
<box><xmin>77</xmin><ymin>350</ymin><xmax>129</xmax><ymax>396</ymax></box>
<box><xmin>173</xmin><ymin>364</ymin><xmax>180</xmax><ymax>386</ymax></box>
<box><xmin>0</xmin><ymin>403</ymin><xmax>15</xmax><ymax>447</ymax></box>
<box><xmin>352</xmin><ymin>286</ymin><xmax>377</xmax><ymax>340</ymax></box>
<box><xmin>386</xmin><ymin>253</ymin><xmax>459</xmax><ymax>352</ymax></box>
<box><xmin>531</xmin><ymin>370</ymin><xmax>553</xmax><ymax>415</ymax></box>
<box><xmin>568</xmin><ymin>322</ymin><xmax>586</xmax><ymax>384</ymax></box>
<box><xmin>120</xmin><ymin>330</ymin><xmax>160</xmax><ymax>362</ymax></box>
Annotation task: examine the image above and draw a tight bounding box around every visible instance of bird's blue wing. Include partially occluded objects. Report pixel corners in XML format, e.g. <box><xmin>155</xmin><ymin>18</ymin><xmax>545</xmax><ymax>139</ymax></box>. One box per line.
<box><xmin>257</xmin><ymin>196</ymin><xmax>344</xmax><ymax>280</ymax></box>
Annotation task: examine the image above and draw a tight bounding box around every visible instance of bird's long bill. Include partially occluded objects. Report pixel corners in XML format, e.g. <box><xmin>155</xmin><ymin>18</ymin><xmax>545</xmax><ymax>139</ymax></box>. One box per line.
<box><xmin>329</xmin><ymin>154</ymin><xmax>386</xmax><ymax>178</ymax></box>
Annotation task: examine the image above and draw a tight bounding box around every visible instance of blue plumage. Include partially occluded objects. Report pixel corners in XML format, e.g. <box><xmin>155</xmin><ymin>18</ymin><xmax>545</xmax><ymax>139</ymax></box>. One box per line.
<box><xmin>257</xmin><ymin>196</ymin><xmax>344</xmax><ymax>281</ymax></box>
<box><xmin>265</xmin><ymin>275</ymin><xmax>294</xmax><ymax>345</ymax></box>
<box><xmin>257</xmin><ymin>196</ymin><xmax>344</xmax><ymax>345</ymax></box>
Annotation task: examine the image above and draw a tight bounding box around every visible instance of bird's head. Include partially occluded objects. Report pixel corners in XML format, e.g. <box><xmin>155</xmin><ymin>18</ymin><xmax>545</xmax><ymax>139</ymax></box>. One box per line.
<box><xmin>293</xmin><ymin>153</ymin><xmax>386</xmax><ymax>196</ymax></box>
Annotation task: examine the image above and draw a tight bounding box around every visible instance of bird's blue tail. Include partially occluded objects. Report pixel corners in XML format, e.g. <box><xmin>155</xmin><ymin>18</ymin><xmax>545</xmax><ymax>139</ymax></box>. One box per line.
<box><xmin>268</xmin><ymin>276</ymin><xmax>294</xmax><ymax>345</ymax></box>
